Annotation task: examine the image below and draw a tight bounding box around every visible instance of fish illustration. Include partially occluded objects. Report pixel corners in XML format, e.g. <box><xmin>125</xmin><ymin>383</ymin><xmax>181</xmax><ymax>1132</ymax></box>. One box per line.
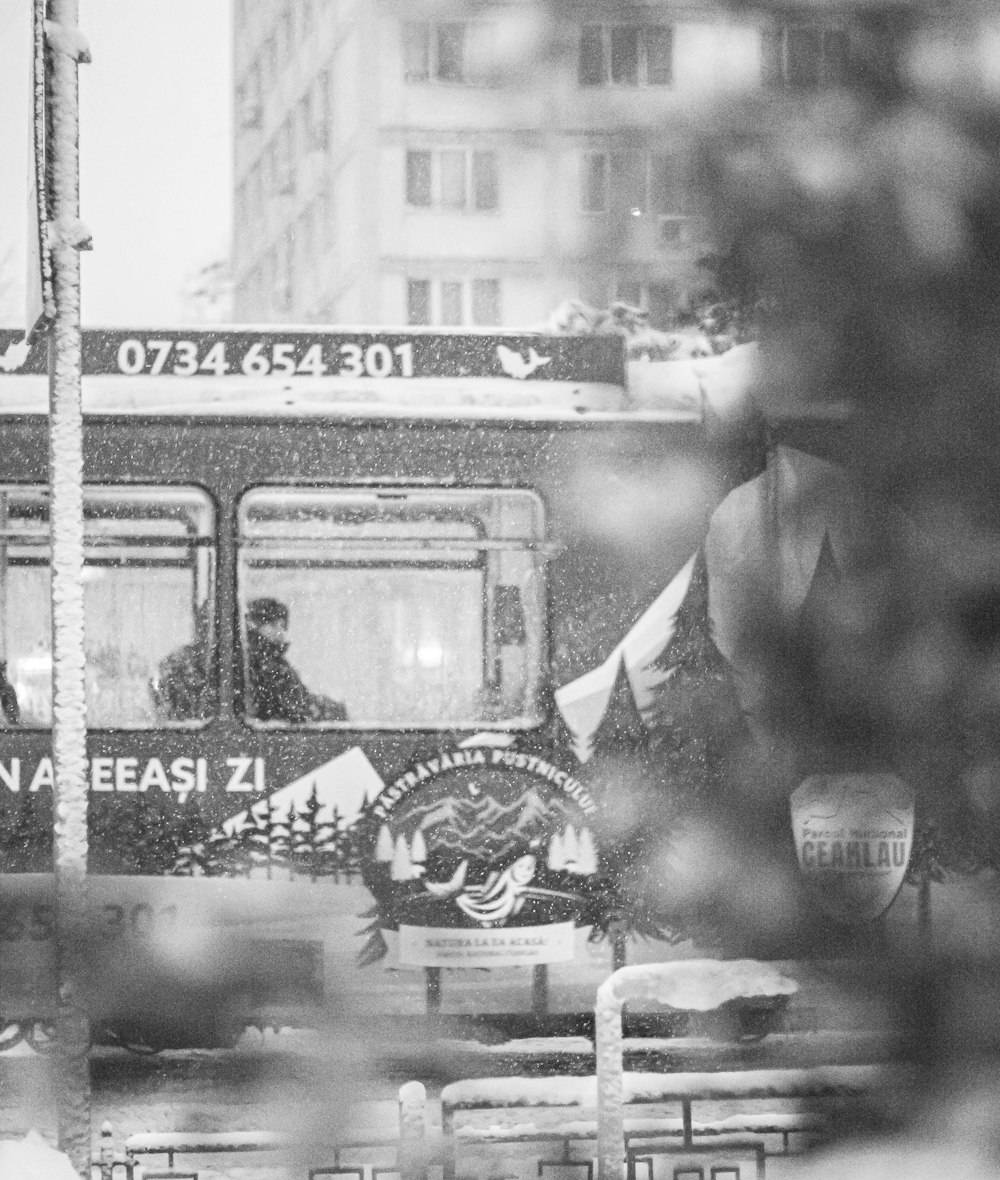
<box><xmin>417</xmin><ymin>852</ymin><xmax>583</xmax><ymax>925</ymax></box>
<box><xmin>454</xmin><ymin>854</ymin><xmax>538</xmax><ymax>924</ymax></box>
<box><xmin>423</xmin><ymin>859</ymin><xmax>469</xmax><ymax>898</ymax></box>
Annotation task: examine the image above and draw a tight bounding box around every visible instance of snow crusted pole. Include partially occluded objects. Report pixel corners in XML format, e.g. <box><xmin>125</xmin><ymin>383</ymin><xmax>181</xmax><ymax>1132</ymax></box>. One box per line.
<box><xmin>595</xmin><ymin>961</ymin><xmax>800</xmax><ymax>1180</ymax></box>
<box><xmin>594</xmin><ymin>970</ymin><xmax>627</xmax><ymax>1180</ymax></box>
<box><xmin>45</xmin><ymin>0</ymin><xmax>92</xmax><ymax>1175</ymax></box>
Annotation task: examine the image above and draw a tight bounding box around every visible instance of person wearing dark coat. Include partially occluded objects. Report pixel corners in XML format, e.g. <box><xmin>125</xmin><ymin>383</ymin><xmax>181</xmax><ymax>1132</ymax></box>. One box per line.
<box><xmin>244</xmin><ymin>597</ymin><xmax>346</xmax><ymax>724</ymax></box>
<box><xmin>153</xmin><ymin>601</ymin><xmax>214</xmax><ymax>721</ymax></box>
<box><xmin>0</xmin><ymin>660</ymin><xmax>20</xmax><ymax>725</ymax></box>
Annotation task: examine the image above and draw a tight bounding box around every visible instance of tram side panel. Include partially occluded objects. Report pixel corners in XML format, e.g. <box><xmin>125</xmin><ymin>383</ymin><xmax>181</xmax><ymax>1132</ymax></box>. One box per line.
<box><xmin>0</xmin><ymin>414</ymin><xmax>717</xmax><ymax>1042</ymax></box>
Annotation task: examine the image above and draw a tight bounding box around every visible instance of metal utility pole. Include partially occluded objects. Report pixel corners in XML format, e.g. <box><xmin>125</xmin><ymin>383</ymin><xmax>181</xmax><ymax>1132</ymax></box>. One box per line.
<box><xmin>44</xmin><ymin>0</ymin><xmax>91</xmax><ymax>1173</ymax></box>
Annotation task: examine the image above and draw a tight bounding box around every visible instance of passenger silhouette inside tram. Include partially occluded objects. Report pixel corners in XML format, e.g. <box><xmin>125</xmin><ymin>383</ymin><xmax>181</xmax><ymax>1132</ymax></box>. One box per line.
<box><xmin>152</xmin><ymin>600</ymin><xmax>214</xmax><ymax>721</ymax></box>
<box><xmin>0</xmin><ymin>659</ymin><xmax>20</xmax><ymax>726</ymax></box>
<box><xmin>244</xmin><ymin>596</ymin><xmax>347</xmax><ymax>724</ymax></box>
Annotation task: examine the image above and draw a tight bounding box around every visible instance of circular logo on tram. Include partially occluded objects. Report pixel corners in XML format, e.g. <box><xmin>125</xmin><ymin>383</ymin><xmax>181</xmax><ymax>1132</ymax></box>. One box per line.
<box><xmin>358</xmin><ymin>745</ymin><xmax>601</xmax><ymax>966</ymax></box>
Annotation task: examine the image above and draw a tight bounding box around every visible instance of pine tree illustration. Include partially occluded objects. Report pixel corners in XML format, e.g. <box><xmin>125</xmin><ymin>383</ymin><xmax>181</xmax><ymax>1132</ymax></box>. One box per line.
<box><xmin>646</xmin><ymin>548</ymin><xmax>748</xmax><ymax>809</ymax></box>
<box><xmin>26</xmin><ymin>790</ymin><xmax>53</xmax><ymax>871</ymax></box>
<box><xmin>235</xmin><ymin>805</ymin><xmax>263</xmax><ymax>876</ymax></box>
<box><xmin>0</xmin><ymin>801</ymin><xmax>21</xmax><ymax>871</ymax></box>
<box><xmin>788</xmin><ymin>533</ymin><xmax>883</xmax><ymax>774</ymax></box>
<box><xmin>266</xmin><ymin>797</ymin><xmax>291</xmax><ymax>879</ymax></box>
<box><xmin>374</xmin><ymin>823</ymin><xmax>394</xmax><ymax>863</ymax></box>
<box><xmin>133</xmin><ymin>791</ymin><xmax>184</xmax><ymax>874</ymax></box>
<box><xmin>2</xmin><ymin>791</ymin><xmax>52</xmax><ymax>872</ymax></box>
<box><xmin>580</xmin><ymin>656</ymin><xmax>678</xmax><ymax>951</ymax></box>
<box><xmin>593</xmin><ymin>656</ymin><xmax>648</xmax><ymax>753</ymax></box>
<box><xmin>169</xmin><ymin>794</ymin><xmax>212</xmax><ymax>875</ymax></box>
<box><xmin>89</xmin><ymin>795</ymin><xmax>126</xmax><ymax>874</ymax></box>
<box><xmin>584</xmin><ymin>551</ymin><xmax>749</xmax><ymax>953</ymax></box>
<box><xmin>109</xmin><ymin>796</ymin><xmax>149</xmax><ymax>875</ymax></box>
<box><xmin>291</xmin><ymin>786</ymin><xmax>322</xmax><ymax>880</ymax></box>
<box><xmin>391</xmin><ymin>833</ymin><xmax>415</xmax><ymax>881</ymax></box>
<box><xmin>341</xmin><ymin>812</ymin><xmax>364</xmax><ymax>880</ymax></box>
<box><xmin>315</xmin><ymin>804</ymin><xmax>340</xmax><ymax>880</ymax></box>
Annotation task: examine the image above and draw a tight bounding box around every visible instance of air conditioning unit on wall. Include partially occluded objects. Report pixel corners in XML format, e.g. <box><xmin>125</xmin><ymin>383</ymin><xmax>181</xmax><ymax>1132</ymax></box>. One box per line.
<box><xmin>658</xmin><ymin>216</ymin><xmax>687</xmax><ymax>248</ymax></box>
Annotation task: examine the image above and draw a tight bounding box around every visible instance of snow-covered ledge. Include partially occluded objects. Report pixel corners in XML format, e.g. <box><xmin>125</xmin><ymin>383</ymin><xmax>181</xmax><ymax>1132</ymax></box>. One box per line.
<box><xmin>595</xmin><ymin>960</ymin><xmax>798</xmax><ymax>1180</ymax></box>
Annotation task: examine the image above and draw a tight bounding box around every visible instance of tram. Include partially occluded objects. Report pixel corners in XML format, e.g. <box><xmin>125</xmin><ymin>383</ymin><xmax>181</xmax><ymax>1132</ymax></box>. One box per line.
<box><xmin>0</xmin><ymin>326</ymin><xmax>832</xmax><ymax>1047</ymax></box>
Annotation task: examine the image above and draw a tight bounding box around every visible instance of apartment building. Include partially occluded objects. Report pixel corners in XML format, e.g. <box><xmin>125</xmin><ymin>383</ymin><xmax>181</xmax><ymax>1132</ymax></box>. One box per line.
<box><xmin>231</xmin><ymin>2</ymin><xmax>864</xmax><ymax>329</ymax></box>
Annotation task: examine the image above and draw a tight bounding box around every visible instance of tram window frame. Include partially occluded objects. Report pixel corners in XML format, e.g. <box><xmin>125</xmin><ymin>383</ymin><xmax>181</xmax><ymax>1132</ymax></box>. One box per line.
<box><xmin>0</xmin><ymin>483</ymin><xmax>217</xmax><ymax>731</ymax></box>
<box><xmin>236</xmin><ymin>485</ymin><xmax>549</xmax><ymax>731</ymax></box>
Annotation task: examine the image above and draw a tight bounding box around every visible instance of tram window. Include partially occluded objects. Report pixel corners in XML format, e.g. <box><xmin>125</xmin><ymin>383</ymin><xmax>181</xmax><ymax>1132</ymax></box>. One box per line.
<box><xmin>238</xmin><ymin>487</ymin><xmax>547</xmax><ymax>728</ymax></box>
<box><xmin>0</xmin><ymin>486</ymin><xmax>215</xmax><ymax>729</ymax></box>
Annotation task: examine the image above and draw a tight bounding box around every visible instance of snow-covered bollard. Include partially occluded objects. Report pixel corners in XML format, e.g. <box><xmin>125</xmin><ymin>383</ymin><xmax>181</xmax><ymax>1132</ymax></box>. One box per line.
<box><xmin>0</xmin><ymin>1130</ymin><xmax>82</xmax><ymax>1180</ymax></box>
<box><xmin>96</xmin><ymin>1121</ymin><xmax>114</xmax><ymax>1177</ymax></box>
<box><xmin>398</xmin><ymin>1080</ymin><xmax>427</xmax><ymax>1180</ymax></box>
<box><xmin>594</xmin><ymin>960</ymin><xmax>798</xmax><ymax>1180</ymax></box>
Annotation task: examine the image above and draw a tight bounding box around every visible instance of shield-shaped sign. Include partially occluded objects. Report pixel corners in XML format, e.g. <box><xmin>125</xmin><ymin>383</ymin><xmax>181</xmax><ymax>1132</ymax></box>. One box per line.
<box><xmin>790</xmin><ymin>774</ymin><xmax>914</xmax><ymax>923</ymax></box>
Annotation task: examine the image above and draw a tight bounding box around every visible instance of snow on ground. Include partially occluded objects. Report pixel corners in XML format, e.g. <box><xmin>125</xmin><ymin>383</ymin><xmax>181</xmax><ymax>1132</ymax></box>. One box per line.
<box><xmin>0</xmin><ymin>1130</ymin><xmax>79</xmax><ymax>1180</ymax></box>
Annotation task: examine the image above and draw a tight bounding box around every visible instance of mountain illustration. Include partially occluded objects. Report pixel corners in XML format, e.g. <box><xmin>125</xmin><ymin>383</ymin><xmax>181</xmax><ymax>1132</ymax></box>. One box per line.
<box><xmin>400</xmin><ymin>786</ymin><xmax>581</xmax><ymax>858</ymax></box>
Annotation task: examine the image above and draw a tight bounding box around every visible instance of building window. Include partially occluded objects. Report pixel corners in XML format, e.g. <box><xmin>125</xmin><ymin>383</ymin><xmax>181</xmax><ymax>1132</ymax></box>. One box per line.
<box><xmin>406</xmin><ymin>151</ymin><xmax>432</xmax><ymax>206</ymax></box>
<box><xmin>440</xmin><ymin>280</ymin><xmax>463</xmax><ymax>325</ymax></box>
<box><xmin>578</xmin><ymin>25</ymin><xmax>673</xmax><ymax>87</ymax></box>
<box><xmin>406</xmin><ymin>278</ymin><xmax>502</xmax><ymax>325</ymax></box>
<box><xmin>437</xmin><ymin>24</ymin><xmax>465</xmax><ymax>82</ymax></box>
<box><xmin>580</xmin><ymin>152</ymin><xmax>608</xmax><ymax>213</ymax></box>
<box><xmin>407</xmin><ymin>279</ymin><xmax>432</xmax><ymax>325</ymax></box>
<box><xmin>610</xmin><ymin>27</ymin><xmax>638</xmax><ymax>84</ymax></box>
<box><xmin>404</xmin><ymin>21</ymin><xmax>430</xmax><ymax>80</ymax></box>
<box><xmin>472</xmin><ymin>152</ymin><xmax>498</xmax><ymax>210</ymax></box>
<box><xmin>649</xmin><ymin>153</ymin><xmax>687</xmax><ymax>215</ymax></box>
<box><xmin>645</xmin><ymin>27</ymin><xmax>673</xmax><ymax>84</ymax></box>
<box><xmin>615</xmin><ymin>281</ymin><xmax>680</xmax><ymax>329</ymax></box>
<box><xmin>403</xmin><ymin>20</ymin><xmax>494</xmax><ymax>84</ymax></box>
<box><xmin>472</xmin><ymin>279</ymin><xmax>500</xmax><ymax>325</ymax></box>
<box><xmin>610</xmin><ymin>152</ymin><xmax>647</xmax><ymax>215</ymax></box>
<box><xmin>762</xmin><ymin>25</ymin><xmax>849</xmax><ymax>89</ymax></box>
<box><xmin>440</xmin><ymin>151</ymin><xmax>467</xmax><ymax>210</ymax></box>
<box><xmin>588</xmin><ymin>150</ymin><xmax>689</xmax><ymax>217</ymax></box>
<box><xmin>405</xmin><ymin>150</ymin><xmax>499</xmax><ymax>212</ymax></box>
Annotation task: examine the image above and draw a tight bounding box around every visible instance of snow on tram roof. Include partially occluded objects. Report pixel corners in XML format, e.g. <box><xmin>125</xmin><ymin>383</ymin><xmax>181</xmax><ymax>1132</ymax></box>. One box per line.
<box><xmin>0</xmin><ymin>372</ymin><xmax>667</xmax><ymax>421</ymax></box>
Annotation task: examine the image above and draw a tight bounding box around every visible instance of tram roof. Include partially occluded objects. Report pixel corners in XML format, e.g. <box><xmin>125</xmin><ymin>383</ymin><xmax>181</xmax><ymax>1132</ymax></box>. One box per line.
<box><xmin>0</xmin><ymin>328</ymin><xmax>844</xmax><ymax>425</ymax></box>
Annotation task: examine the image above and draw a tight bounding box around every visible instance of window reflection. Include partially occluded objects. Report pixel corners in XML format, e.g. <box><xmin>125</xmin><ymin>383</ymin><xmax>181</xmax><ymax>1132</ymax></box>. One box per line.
<box><xmin>238</xmin><ymin>487</ymin><xmax>546</xmax><ymax>728</ymax></box>
<box><xmin>0</xmin><ymin>486</ymin><xmax>215</xmax><ymax>729</ymax></box>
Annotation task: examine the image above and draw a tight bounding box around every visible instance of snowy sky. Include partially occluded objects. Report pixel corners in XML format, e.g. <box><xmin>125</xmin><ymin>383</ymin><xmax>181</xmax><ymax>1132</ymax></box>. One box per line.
<box><xmin>0</xmin><ymin>0</ymin><xmax>232</xmax><ymax>328</ymax></box>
